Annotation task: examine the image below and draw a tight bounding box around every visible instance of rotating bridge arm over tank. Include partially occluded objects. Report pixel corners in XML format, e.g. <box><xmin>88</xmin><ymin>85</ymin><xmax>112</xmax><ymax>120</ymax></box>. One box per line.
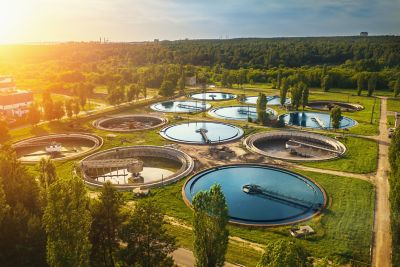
<box><xmin>242</xmin><ymin>184</ymin><xmax>320</xmax><ymax>210</ymax></box>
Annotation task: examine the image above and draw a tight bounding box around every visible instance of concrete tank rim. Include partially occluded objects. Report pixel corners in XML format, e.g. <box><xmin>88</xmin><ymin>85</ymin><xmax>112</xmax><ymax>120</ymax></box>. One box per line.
<box><xmin>189</xmin><ymin>91</ymin><xmax>237</xmax><ymax>101</ymax></box>
<box><xmin>208</xmin><ymin>105</ymin><xmax>278</xmax><ymax>119</ymax></box>
<box><xmin>80</xmin><ymin>145</ymin><xmax>194</xmax><ymax>191</ymax></box>
<box><xmin>243</xmin><ymin>130</ymin><xmax>347</xmax><ymax>162</ymax></box>
<box><xmin>181</xmin><ymin>162</ymin><xmax>328</xmax><ymax>227</ymax></box>
<box><xmin>159</xmin><ymin>120</ymin><xmax>244</xmax><ymax>145</ymax></box>
<box><xmin>307</xmin><ymin>100</ymin><xmax>364</xmax><ymax>112</ymax></box>
<box><xmin>92</xmin><ymin>114</ymin><xmax>168</xmax><ymax>132</ymax></box>
<box><xmin>278</xmin><ymin>111</ymin><xmax>358</xmax><ymax>129</ymax></box>
<box><xmin>150</xmin><ymin>100</ymin><xmax>212</xmax><ymax>113</ymax></box>
<box><xmin>13</xmin><ymin>133</ymin><xmax>104</xmax><ymax>164</ymax></box>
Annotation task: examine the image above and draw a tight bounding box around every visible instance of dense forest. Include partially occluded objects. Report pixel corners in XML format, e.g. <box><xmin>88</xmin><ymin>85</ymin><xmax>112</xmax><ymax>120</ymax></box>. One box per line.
<box><xmin>0</xmin><ymin>36</ymin><xmax>399</xmax><ymax>94</ymax></box>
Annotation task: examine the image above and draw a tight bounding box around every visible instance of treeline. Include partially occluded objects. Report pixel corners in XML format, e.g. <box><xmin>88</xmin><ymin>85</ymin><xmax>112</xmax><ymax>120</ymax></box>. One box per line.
<box><xmin>389</xmin><ymin>128</ymin><xmax>400</xmax><ymax>266</ymax></box>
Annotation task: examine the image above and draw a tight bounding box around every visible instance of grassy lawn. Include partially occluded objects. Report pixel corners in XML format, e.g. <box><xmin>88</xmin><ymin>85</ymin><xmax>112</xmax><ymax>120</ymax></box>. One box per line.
<box><xmin>139</xmin><ymin>170</ymin><xmax>374</xmax><ymax>265</ymax></box>
<box><xmin>166</xmin><ymin>224</ymin><xmax>262</xmax><ymax>267</ymax></box>
<box><xmin>301</xmin><ymin>136</ymin><xmax>378</xmax><ymax>174</ymax></box>
<box><xmin>387</xmin><ymin>98</ymin><xmax>400</xmax><ymax>112</ymax></box>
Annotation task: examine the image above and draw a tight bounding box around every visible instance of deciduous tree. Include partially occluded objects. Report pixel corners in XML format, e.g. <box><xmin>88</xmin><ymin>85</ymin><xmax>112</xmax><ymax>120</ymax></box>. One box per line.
<box><xmin>90</xmin><ymin>181</ymin><xmax>124</xmax><ymax>267</ymax></box>
<box><xmin>120</xmin><ymin>199</ymin><xmax>176</xmax><ymax>267</ymax></box>
<box><xmin>257</xmin><ymin>240</ymin><xmax>309</xmax><ymax>267</ymax></box>
<box><xmin>43</xmin><ymin>175</ymin><xmax>92</xmax><ymax>267</ymax></box>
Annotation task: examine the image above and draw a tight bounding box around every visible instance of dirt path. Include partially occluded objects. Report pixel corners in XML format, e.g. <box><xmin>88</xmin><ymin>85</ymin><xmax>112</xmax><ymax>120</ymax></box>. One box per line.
<box><xmin>372</xmin><ymin>97</ymin><xmax>392</xmax><ymax>267</ymax></box>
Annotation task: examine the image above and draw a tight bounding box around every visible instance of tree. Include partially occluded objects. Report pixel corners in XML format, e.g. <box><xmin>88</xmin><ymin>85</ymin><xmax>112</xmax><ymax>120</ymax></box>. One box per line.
<box><xmin>43</xmin><ymin>175</ymin><xmax>92</xmax><ymax>267</ymax></box>
<box><xmin>256</xmin><ymin>93</ymin><xmax>269</xmax><ymax>125</ymax></box>
<box><xmin>65</xmin><ymin>99</ymin><xmax>73</xmax><ymax>119</ymax></box>
<box><xmin>120</xmin><ymin>199</ymin><xmax>176</xmax><ymax>267</ymax></box>
<box><xmin>394</xmin><ymin>77</ymin><xmax>400</xmax><ymax>97</ymax></box>
<box><xmin>0</xmin><ymin>120</ymin><xmax>9</xmax><ymax>144</ymax></box>
<box><xmin>280</xmin><ymin>78</ymin><xmax>289</xmax><ymax>106</ymax></box>
<box><xmin>277</xmin><ymin>69</ymin><xmax>282</xmax><ymax>89</ymax></box>
<box><xmin>72</xmin><ymin>98</ymin><xmax>81</xmax><ymax>118</ymax></box>
<box><xmin>367</xmin><ymin>73</ymin><xmax>377</xmax><ymax>97</ymax></box>
<box><xmin>321</xmin><ymin>75</ymin><xmax>331</xmax><ymax>92</ymax></box>
<box><xmin>0</xmin><ymin>148</ymin><xmax>46</xmax><ymax>266</ymax></box>
<box><xmin>291</xmin><ymin>84</ymin><xmax>303</xmax><ymax>111</ymax></box>
<box><xmin>127</xmin><ymin>84</ymin><xmax>138</xmax><ymax>102</ymax></box>
<box><xmin>90</xmin><ymin>182</ymin><xmax>124</xmax><ymax>267</ymax></box>
<box><xmin>42</xmin><ymin>90</ymin><xmax>54</xmax><ymax>120</ymax></box>
<box><xmin>301</xmin><ymin>83</ymin><xmax>309</xmax><ymax>110</ymax></box>
<box><xmin>257</xmin><ymin>240</ymin><xmax>309</xmax><ymax>267</ymax></box>
<box><xmin>27</xmin><ymin>103</ymin><xmax>41</xmax><ymax>126</ymax></box>
<box><xmin>52</xmin><ymin>101</ymin><xmax>65</xmax><ymax>120</ymax></box>
<box><xmin>357</xmin><ymin>73</ymin><xmax>364</xmax><ymax>96</ymax></box>
<box><xmin>37</xmin><ymin>158</ymin><xmax>57</xmax><ymax>191</ymax></box>
<box><xmin>192</xmin><ymin>184</ymin><xmax>229</xmax><ymax>267</ymax></box>
<box><xmin>330</xmin><ymin>106</ymin><xmax>342</xmax><ymax>131</ymax></box>
<box><xmin>178</xmin><ymin>74</ymin><xmax>185</xmax><ymax>93</ymax></box>
<box><xmin>159</xmin><ymin>80</ymin><xmax>175</xmax><ymax>97</ymax></box>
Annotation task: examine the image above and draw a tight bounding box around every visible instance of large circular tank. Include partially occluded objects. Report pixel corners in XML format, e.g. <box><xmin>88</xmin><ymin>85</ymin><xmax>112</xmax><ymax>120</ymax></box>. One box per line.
<box><xmin>151</xmin><ymin>100</ymin><xmax>211</xmax><ymax>113</ymax></box>
<box><xmin>244</xmin><ymin>131</ymin><xmax>346</xmax><ymax>161</ymax></box>
<box><xmin>13</xmin><ymin>133</ymin><xmax>103</xmax><ymax>164</ymax></box>
<box><xmin>190</xmin><ymin>92</ymin><xmax>236</xmax><ymax>101</ymax></box>
<box><xmin>160</xmin><ymin>121</ymin><xmax>244</xmax><ymax>145</ymax></box>
<box><xmin>93</xmin><ymin>114</ymin><xmax>167</xmax><ymax>132</ymax></box>
<box><xmin>183</xmin><ymin>164</ymin><xmax>326</xmax><ymax>226</ymax></box>
<box><xmin>307</xmin><ymin>101</ymin><xmax>364</xmax><ymax>112</ymax></box>
<box><xmin>208</xmin><ymin>106</ymin><xmax>277</xmax><ymax>121</ymax></box>
<box><xmin>80</xmin><ymin>146</ymin><xmax>194</xmax><ymax>190</ymax></box>
<box><xmin>243</xmin><ymin>95</ymin><xmax>291</xmax><ymax>105</ymax></box>
<box><xmin>280</xmin><ymin>111</ymin><xmax>357</xmax><ymax>129</ymax></box>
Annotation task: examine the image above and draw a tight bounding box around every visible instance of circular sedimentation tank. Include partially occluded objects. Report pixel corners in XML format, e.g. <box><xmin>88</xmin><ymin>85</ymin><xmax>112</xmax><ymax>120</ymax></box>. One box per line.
<box><xmin>307</xmin><ymin>101</ymin><xmax>364</xmax><ymax>112</ymax></box>
<box><xmin>150</xmin><ymin>100</ymin><xmax>211</xmax><ymax>113</ymax></box>
<box><xmin>183</xmin><ymin>164</ymin><xmax>326</xmax><ymax>226</ymax></box>
<box><xmin>190</xmin><ymin>92</ymin><xmax>236</xmax><ymax>101</ymax></box>
<box><xmin>160</xmin><ymin>121</ymin><xmax>244</xmax><ymax>145</ymax></box>
<box><xmin>244</xmin><ymin>131</ymin><xmax>346</xmax><ymax>161</ymax></box>
<box><xmin>80</xmin><ymin>146</ymin><xmax>194</xmax><ymax>190</ymax></box>
<box><xmin>243</xmin><ymin>95</ymin><xmax>291</xmax><ymax>105</ymax></box>
<box><xmin>208</xmin><ymin>106</ymin><xmax>277</xmax><ymax>121</ymax></box>
<box><xmin>93</xmin><ymin>114</ymin><xmax>167</xmax><ymax>132</ymax></box>
<box><xmin>280</xmin><ymin>111</ymin><xmax>357</xmax><ymax>129</ymax></box>
<box><xmin>13</xmin><ymin>133</ymin><xmax>103</xmax><ymax>164</ymax></box>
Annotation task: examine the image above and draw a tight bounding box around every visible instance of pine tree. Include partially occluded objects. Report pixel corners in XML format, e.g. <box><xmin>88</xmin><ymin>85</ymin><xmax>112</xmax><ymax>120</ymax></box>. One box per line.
<box><xmin>192</xmin><ymin>184</ymin><xmax>229</xmax><ymax>267</ymax></box>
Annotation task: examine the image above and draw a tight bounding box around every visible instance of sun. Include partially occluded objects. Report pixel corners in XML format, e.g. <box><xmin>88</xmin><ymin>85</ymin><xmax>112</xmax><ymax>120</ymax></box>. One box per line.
<box><xmin>0</xmin><ymin>1</ymin><xmax>26</xmax><ymax>43</ymax></box>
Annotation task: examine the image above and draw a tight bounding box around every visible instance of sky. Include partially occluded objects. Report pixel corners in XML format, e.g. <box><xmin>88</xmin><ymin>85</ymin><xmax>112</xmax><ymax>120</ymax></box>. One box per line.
<box><xmin>0</xmin><ymin>0</ymin><xmax>399</xmax><ymax>43</ymax></box>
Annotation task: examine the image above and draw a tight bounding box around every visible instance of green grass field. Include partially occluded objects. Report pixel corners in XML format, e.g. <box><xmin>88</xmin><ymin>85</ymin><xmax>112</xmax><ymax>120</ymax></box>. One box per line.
<box><xmin>388</xmin><ymin>98</ymin><xmax>400</xmax><ymax>112</ymax></box>
<box><xmin>301</xmin><ymin>136</ymin><xmax>378</xmax><ymax>174</ymax></box>
<box><xmin>7</xmin><ymin>85</ymin><xmax>378</xmax><ymax>266</ymax></box>
<box><xmin>138</xmin><ymin>170</ymin><xmax>374</xmax><ymax>265</ymax></box>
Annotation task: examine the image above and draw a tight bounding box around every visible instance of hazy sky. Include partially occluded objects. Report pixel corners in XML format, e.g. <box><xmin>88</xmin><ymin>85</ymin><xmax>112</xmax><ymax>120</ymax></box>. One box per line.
<box><xmin>1</xmin><ymin>0</ymin><xmax>399</xmax><ymax>43</ymax></box>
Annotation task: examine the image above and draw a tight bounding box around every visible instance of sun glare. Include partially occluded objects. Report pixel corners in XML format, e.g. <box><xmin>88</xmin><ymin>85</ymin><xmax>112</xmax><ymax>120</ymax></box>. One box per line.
<box><xmin>0</xmin><ymin>1</ymin><xmax>27</xmax><ymax>43</ymax></box>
